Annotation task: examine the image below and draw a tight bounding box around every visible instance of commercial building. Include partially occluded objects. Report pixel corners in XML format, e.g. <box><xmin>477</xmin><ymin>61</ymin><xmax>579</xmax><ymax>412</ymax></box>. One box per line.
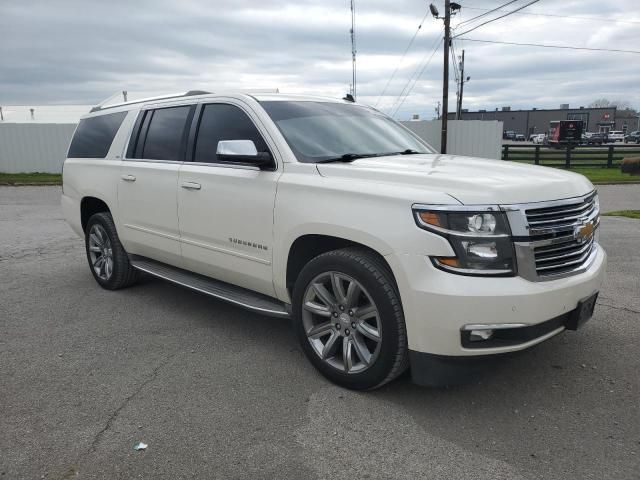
<box><xmin>449</xmin><ymin>105</ymin><xmax>640</xmax><ymax>136</ymax></box>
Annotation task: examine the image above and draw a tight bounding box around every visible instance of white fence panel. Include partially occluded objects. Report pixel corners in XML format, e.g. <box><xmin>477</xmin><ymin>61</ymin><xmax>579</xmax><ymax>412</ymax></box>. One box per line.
<box><xmin>0</xmin><ymin>123</ymin><xmax>77</xmax><ymax>173</ymax></box>
<box><xmin>401</xmin><ymin>120</ymin><xmax>503</xmax><ymax>160</ymax></box>
<box><xmin>0</xmin><ymin>119</ymin><xmax>503</xmax><ymax>173</ymax></box>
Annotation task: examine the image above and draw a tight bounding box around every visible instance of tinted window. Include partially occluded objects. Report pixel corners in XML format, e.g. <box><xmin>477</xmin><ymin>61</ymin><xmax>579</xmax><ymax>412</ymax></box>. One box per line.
<box><xmin>194</xmin><ymin>104</ymin><xmax>268</xmax><ymax>163</ymax></box>
<box><xmin>141</xmin><ymin>106</ymin><xmax>191</xmax><ymax>160</ymax></box>
<box><xmin>68</xmin><ymin>111</ymin><xmax>126</xmax><ymax>158</ymax></box>
<box><xmin>260</xmin><ymin>101</ymin><xmax>432</xmax><ymax>163</ymax></box>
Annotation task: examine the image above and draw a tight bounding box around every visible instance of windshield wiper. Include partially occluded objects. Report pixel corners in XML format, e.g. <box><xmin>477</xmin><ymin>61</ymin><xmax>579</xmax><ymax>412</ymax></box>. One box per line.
<box><xmin>315</xmin><ymin>149</ymin><xmax>424</xmax><ymax>164</ymax></box>
<box><xmin>392</xmin><ymin>149</ymin><xmax>423</xmax><ymax>155</ymax></box>
<box><xmin>315</xmin><ymin>153</ymin><xmax>379</xmax><ymax>164</ymax></box>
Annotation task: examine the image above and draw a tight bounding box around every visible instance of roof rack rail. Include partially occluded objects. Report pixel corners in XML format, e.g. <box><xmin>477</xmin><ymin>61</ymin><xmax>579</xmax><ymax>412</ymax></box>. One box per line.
<box><xmin>90</xmin><ymin>90</ymin><xmax>211</xmax><ymax>113</ymax></box>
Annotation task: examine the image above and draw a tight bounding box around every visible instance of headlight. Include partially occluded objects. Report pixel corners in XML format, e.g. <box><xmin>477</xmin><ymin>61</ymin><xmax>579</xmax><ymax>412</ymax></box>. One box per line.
<box><xmin>413</xmin><ymin>207</ymin><xmax>516</xmax><ymax>276</ymax></box>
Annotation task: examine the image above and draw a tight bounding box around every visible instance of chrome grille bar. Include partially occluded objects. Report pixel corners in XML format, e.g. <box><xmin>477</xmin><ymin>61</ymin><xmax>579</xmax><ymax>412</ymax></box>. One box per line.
<box><xmin>502</xmin><ymin>190</ymin><xmax>600</xmax><ymax>281</ymax></box>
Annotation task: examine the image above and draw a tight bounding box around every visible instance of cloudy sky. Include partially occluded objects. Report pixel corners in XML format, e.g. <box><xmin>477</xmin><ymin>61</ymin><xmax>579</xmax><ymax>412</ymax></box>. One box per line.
<box><xmin>1</xmin><ymin>0</ymin><xmax>639</xmax><ymax>119</ymax></box>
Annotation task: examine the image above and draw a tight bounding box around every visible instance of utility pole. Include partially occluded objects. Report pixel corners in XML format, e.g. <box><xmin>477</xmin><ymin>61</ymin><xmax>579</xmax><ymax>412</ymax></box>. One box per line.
<box><xmin>431</xmin><ymin>2</ymin><xmax>459</xmax><ymax>152</ymax></box>
<box><xmin>440</xmin><ymin>0</ymin><xmax>451</xmax><ymax>154</ymax></box>
<box><xmin>456</xmin><ymin>49</ymin><xmax>465</xmax><ymax>119</ymax></box>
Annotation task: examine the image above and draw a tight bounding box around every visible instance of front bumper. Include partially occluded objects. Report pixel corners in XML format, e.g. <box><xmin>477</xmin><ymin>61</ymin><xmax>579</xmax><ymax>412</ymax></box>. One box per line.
<box><xmin>385</xmin><ymin>243</ymin><xmax>606</xmax><ymax>358</ymax></box>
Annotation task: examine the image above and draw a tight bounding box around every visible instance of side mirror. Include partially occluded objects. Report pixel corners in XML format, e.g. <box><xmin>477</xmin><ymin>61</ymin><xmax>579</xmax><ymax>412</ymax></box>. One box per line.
<box><xmin>216</xmin><ymin>140</ymin><xmax>272</xmax><ymax>168</ymax></box>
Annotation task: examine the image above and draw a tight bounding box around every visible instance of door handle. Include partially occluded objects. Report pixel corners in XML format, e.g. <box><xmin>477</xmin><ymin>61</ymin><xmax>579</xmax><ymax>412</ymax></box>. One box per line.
<box><xmin>121</xmin><ymin>174</ymin><xmax>136</xmax><ymax>182</ymax></box>
<box><xmin>181</xmin><ymin>181</ymin><xmax>201</xmax><ymax>190</ymax></box>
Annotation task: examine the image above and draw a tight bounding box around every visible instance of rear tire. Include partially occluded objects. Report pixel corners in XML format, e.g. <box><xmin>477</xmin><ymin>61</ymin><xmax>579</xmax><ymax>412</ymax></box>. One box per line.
<box><xmin>85</xmin><ymin>212</ymin><xmax>139</xmax><ymax>290</ymax></box>
<box><xmin>292</xmin><ymin>248</ymin><xmax>408</xmax><ymax>390</ymax></box>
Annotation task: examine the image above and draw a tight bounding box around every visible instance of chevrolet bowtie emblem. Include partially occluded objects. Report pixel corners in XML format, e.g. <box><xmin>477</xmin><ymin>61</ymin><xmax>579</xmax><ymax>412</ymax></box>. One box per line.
<box><xmin>574</xmin><ymin>221</ymin><xmax>594</xmax><ymax>244</ymax></box>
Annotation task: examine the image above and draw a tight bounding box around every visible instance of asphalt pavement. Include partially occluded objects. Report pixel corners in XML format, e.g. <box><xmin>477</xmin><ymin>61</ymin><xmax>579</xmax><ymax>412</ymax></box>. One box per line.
<box><xmin>1</xmin><ymin>185</ymin><xmax>639</xmax><ymax>479</ymax></box>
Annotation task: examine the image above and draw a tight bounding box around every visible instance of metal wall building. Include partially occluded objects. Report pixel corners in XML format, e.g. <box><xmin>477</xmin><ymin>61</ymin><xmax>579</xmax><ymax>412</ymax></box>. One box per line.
<box><xmin>448</xmin><ymin>105</ymin><xmax>639</xmax><ymax>136</ymax></box>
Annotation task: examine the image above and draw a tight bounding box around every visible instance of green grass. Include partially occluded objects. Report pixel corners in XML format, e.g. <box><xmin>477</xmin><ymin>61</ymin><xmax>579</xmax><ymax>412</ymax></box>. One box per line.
<box><xmin>0</xmin><ymin>173</ymin><xmax>62</xmax><ymax>185</ymax></box>
<box><xmin>602</xmin><ymin>210</ymin><xmax>640</xmax><ymax>219</ymax></box>
<box><xmin>568</xmin><ymin>168</ymin><xmax>640</xmax><ymax>184</ymax></box>
<box><xmin>509</xmin><ymin>164</ymin><xmax>639</xmax><ymax>183</ymax></box>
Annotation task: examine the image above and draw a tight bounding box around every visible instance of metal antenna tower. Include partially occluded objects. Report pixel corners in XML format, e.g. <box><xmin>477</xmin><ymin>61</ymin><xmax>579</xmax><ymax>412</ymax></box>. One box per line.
<box><xmin>350</xmin><ymin>0</ymin><xmax>357</xmax><ymax>100</ymax></box>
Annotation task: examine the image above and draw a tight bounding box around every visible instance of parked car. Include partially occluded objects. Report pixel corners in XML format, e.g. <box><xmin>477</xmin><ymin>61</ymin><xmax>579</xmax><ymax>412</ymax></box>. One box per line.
<box><xmin>624</xmin><ymin>131</ymin><xmax>640</xmax><ymax>143</ymax></box>
<box><xmin>584</xmin><ymin>132</ymin><xmax>607</xmax><ymax>145</ymax></box>
<box><xmin>607</xmin><ymin>131</ymin><xmax>625</xmax><ymax>142</ymax></box>
<box><xmin>532</xmin><ymin>133</ymin><xmax>546</xmax><ymax>144</ymax></box>
<box><xmin>504</xmin><ymin>130</ymin><xmax>516</xmax><ymax>140</ymax></box>
<box><xmin>62</xmin><ymin>91</ymin><xmax>606</xmax><ymax>389</ymax></box>
<box><xmin>515</xmin><ymin>134</ymin><xmax>526</xmax><ymax>141</ymax></box>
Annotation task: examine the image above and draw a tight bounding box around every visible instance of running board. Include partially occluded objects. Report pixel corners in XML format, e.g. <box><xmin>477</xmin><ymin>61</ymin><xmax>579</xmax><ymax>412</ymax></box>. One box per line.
<box><xmin>129</xmin><ymin>256</ymin><xmax>290</xmax><ymax>318</ymax></box>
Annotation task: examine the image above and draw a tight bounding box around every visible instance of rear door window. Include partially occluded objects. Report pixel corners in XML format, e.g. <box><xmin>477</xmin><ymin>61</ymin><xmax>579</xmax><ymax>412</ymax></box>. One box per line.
<box><xmin>134</xmin><ymin>106</ymin><xmax>192</xmax><ymax>161</ymax></box>
<box><xmin>68</xmin><ymin>111</ymin><xmax>127</xmax><ymax>158</ymax></box>
<box><xmin>193</xmin><ymin>104</ymin><xmax>268</xmax><ymax>163</ymax></box>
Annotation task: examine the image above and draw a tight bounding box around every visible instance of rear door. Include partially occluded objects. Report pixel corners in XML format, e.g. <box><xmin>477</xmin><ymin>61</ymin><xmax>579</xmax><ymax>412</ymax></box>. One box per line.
<box><xmin>177</xmin><ymin>101</ymin><xmax>280</xmax><ymax>296</ymax></box>
<box><xmin>118</xmin><ymin>104</ymin><xmax>194</xmax><ymax>266</ymax></box>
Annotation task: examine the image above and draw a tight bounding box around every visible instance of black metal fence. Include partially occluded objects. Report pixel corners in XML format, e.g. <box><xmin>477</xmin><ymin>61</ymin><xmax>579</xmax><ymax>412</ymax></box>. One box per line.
<box><xmin>502</xmin><ymin>144</ymin><xmax>640</xmax><ymax>168</ymax></box>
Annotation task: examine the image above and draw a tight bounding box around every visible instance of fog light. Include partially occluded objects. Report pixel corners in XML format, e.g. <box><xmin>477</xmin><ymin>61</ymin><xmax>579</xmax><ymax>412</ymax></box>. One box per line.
<box><xmin>469</xmin><ymin>329</ymin><xmax>494</xmax><ymax>342</ymax></box>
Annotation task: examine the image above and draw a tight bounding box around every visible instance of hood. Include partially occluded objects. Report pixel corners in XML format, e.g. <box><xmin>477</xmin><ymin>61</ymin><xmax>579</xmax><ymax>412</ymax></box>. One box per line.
<box><xmin>316</xmin><ymin>154</ymin><xmax>594</xmax><ymax>205</ymax></box>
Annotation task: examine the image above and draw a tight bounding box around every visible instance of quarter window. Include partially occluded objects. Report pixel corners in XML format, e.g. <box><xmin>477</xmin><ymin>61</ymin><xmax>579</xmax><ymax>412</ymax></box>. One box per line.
<box><xmin>138</xmin><ymin>106</ymin><xmax>191</xmax><ymax>161</ymax></box>
<box><xmin>193</xmin><ymin>104</ymin><xmax>268</xmax><ymax>163</ymax></box>
<box><xmin>68</xmin><ymin>111</ymin><xmax>127</xmax><ymax>158</ymax></box>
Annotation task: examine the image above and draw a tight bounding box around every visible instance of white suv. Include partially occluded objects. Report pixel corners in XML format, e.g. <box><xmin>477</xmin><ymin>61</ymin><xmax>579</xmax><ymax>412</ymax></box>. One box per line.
<box><xmin>62</xmin><ymin>91</ymin><xmax>606</xmax><ymax>389</ymax></box>
<box><xmin>607</xmin><ymin>131</ymin><xmax>625</xmax><ymax>142</ymax></box>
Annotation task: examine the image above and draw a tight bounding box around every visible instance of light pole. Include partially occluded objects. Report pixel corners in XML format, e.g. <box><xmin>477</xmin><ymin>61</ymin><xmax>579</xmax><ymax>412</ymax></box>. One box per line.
<box><xmin>430</xmin><ymin>2</ymin><xmax>461</xmax><ymax>154</ymax></box>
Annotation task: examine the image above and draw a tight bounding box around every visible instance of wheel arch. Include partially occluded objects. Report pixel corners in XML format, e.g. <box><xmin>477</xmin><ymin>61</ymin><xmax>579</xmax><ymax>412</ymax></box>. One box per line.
<box><xmin>284</xmin><ymin>233</ymin><xmax>398</xmax><ymax>299</ymax></box>
<box><xmin>80</xmin><ymin>196</ymin><xmax>112</xmax><ymax>232</ymax></box>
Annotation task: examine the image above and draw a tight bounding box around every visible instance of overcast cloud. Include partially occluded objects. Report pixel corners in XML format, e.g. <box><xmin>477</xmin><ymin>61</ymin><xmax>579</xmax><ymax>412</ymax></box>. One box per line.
<box><xmin>1</xmin><ymin>0</ymin><xmax>638</xmax><ymax>119</ymax></box>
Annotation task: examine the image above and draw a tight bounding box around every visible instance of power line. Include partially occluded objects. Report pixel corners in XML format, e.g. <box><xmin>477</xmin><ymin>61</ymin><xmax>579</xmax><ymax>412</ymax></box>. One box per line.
<box><xmin>459</xmin><ymin>38</ymin><xmax>640</xmax><ymax>55</ymax></box>
<box><xmin>456</xmin><ymin>0</ymin><xmax>520</xmax><ymax>28</ymax></box>
<box><xmin>375</xmin><ymin>8</ymin><xmax>432</xmax><ymax>107</ymax></box>
<box><xmin>385</xmin><ymin>33</ymin><xmax>441</xmax><ymax>115</ymax></box>
<box><xmin>453</xmin><ymin>0</ymin><xmax>540</xmax><ymax>38</ymax></box>
<box><xmin>391</xmin><ymin>38</ymin><xmax>443</xmax><ymax>118</ymax></box>
<box><xmin>462</xmin><ymin>6</ymin><xmax>640</xmax><ymax>26</ymax></box>
<box><xmin>389</xmin><ymin>36</ymin><xmax>442</xmax><ymax>116</ymax></box>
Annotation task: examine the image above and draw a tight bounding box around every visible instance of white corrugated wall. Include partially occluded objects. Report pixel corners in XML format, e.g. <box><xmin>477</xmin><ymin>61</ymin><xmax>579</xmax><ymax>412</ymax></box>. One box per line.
<box><xmin>0</xmin><ymin>119</ymin><xmax>503</xmax><ymax>173</ymax></box>
<box><xmin>401</xmin><ymin>120</ymin><xmax>503</xmax><ymax>160</ymax></box>
<box><xmin>0</xmin><ymin>123</ymin><xmax>77</xmax><ymax>173</ymax></box>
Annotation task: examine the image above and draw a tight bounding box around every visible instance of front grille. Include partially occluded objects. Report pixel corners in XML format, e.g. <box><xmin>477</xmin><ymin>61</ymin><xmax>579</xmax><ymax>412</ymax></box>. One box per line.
<box><xmin>525</xmin><ymin>192</ymin><xmax>597</xmax><ymax>236</ymax></box>
<box><xmin>522</xmin><ymin>192</ymin><xmax>599</xmax><ymax>278</ymax></box>
<box><xmin>533</xmin><ymin>232</ymin><xmax>596</xmax><ymax>277</ymax></box>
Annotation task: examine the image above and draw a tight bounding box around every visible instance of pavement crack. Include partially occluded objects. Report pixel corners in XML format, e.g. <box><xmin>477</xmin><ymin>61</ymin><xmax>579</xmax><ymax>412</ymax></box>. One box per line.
<box><xmin>87</xmin><ymin>351</ymin><xmax>178</xmax><ymax>453</ymax></box>
<box><xmin>596</xmin><ymin>301</ymin><xmax>640</xmax><ymax>315</ymax></box>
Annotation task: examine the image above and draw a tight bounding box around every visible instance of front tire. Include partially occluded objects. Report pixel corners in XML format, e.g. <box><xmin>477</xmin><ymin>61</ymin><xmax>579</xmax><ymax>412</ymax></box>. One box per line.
<box><xmin>292</xmin><ymin>248</ymin><xmax>409</xmax><ymax>390</ymax></box>
<box><xmin>85</xmin><ymin>212</ymin><xmax>139</xmax><ymax>290</ymax></box>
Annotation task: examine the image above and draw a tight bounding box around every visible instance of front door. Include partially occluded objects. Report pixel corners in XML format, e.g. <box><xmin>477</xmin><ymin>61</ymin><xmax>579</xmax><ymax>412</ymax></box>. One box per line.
<box><xmin>178</xmin><ymin>102</ymin><xmax>280</xmax><ymax>297</ymax></box>
<box><xmin>118</xmin><ymin>104</ymin><xmax>193</xmax><ymax>266</ymax></box>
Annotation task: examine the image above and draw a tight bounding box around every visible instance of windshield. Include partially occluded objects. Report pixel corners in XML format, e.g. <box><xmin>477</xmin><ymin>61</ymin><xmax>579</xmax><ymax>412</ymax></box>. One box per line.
<box><xmin>260</xmin><ymin>101</ymin><xmax>435</xmax><ymax>163</ymax></box>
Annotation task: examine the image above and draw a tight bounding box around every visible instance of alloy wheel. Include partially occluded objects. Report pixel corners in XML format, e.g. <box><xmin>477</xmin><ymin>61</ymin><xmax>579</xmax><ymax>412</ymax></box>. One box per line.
<box><xmin>302</xmin><ymin>271</ymin><xmax>382</xmax><ymax>374</ymax></box>
<box><xmin>88</xmin><ymin>224</ymin><xmax>114</xmax><ymax>281</ymax></box>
